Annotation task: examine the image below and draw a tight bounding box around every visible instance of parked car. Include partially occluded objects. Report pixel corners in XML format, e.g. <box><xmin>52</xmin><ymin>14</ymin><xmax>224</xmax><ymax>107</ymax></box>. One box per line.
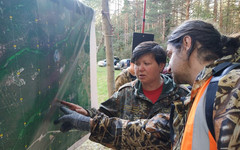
<box><xmin>114</xmin><ymin>62</ymin><xmax>121</xmax><ymax>70</ymax></box>
<box><xmin>98</xmin><ymin>56</ymin><xmax>120</xmax><ymax>67</ymax></box>
<box><xmin>97</xmin><ymin>59</ymin><xmax>106</xmax><ymax>67</ymax></box>
<box><xmin>115</xmin><ymin>58</ymin><xmax>131</xmax><ymax>70</ymax></box>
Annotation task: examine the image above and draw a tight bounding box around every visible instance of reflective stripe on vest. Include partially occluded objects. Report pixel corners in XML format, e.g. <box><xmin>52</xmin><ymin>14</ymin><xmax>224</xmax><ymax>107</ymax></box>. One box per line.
<box><xmin>181</xmin><ymin>77</ymin><xmax>217</xmax><ymax>150</ymax></box>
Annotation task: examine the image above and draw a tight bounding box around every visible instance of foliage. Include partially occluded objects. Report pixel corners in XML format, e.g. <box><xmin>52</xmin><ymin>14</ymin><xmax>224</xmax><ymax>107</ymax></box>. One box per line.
<box><xmin>80</xmin><ymin>0</ymin><xmax>240</xmax><ymax>60</ymax></box>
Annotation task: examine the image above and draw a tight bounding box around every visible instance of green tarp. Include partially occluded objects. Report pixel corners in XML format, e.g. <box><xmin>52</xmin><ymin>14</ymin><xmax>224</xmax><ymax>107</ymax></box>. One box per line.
<box><xmin>0</xmin><ymin>0</ymin><xmax>95</xmax><ymax>149</ymax></box>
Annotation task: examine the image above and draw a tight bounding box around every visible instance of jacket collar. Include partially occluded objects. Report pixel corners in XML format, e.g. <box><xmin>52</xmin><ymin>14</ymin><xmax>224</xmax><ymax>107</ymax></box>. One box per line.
<box><xmin>133</xmin><ymin>74</ymin><xmax>176</xmax><ymax>102</ymax></box>
<box><xmin>190</xmin><ymin>53</ymin><xmax>240</xmax><ymax>101</ymax></box>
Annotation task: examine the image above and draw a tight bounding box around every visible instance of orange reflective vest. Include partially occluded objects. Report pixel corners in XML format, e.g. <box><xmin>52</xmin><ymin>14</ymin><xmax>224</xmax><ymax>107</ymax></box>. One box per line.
<box><xmin>181</xmin><ymin>77</ymin><xmax>217</xmax><ymax>150</ymax></box>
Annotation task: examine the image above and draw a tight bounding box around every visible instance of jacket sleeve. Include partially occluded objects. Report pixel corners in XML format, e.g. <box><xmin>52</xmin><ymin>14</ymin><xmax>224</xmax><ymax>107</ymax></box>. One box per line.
<box><xmin>87</xmin><ymin>92</ymin><xmax>120</xmax><ymax>118</ymax></box>
<box><xmin>214</xmin><ymin>69</ymin><xmax>240</xmax><ymax>149</ymax></box>
<box><xmin>86</xmin><ymin>107</ymin><xmax>100</xmax><ymax>118</ymax></box>
<box><xmin>89</xmin><ymin>113</ymin><xmax>171</xmax><ymax>149</ymax></box>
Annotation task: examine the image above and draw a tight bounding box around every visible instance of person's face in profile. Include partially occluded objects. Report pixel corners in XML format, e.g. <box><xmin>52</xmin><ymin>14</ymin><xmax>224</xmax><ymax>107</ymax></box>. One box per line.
<box><xmin>167</xmin><ymin>44</ymin><xmax>189</xmax><ymax>84</ymax></box>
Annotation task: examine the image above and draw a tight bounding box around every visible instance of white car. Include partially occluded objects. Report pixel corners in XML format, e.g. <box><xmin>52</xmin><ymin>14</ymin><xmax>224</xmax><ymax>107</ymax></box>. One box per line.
<box><xmin>97</xmin><ymin>59</ymin><xmax>106</xmax><ymax>67</ymax></box>
<box><xmin>98</xmin><ymin>56</ymin><xmax>120</xmax><ymax>67</ymax></box>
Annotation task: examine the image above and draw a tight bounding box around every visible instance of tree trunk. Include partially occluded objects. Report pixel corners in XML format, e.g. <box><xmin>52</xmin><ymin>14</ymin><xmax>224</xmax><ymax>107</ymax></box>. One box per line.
<box><xmin>162</xmin><ymin>14</ymin><xmax>166</xmax><ymax>41</ymax></box>
<box><xmin>180</xmin><ymin>1</ymin><xmax>184</xmax><ymax>22</ymax></box>
<box><xmin>219</xmin><ymin>0</ymin><xmax>223</xmax><ymax>30</ymax></box>
<box><xmin>115</xmin><ymin>0</ymin><xmax>119</xmax><ymax>40</ymax></box>
<box><xmin>124</xmin><ymin>14</ymin><xmax>129</xmax><ymax>48</ymax></box>
<box><xmin>174</xmin><ymin>2</ymin><xmax>178</xmax><ymax>26</ymax></box>
<box><xmin>186</xmin><ymin>0</ymin><xmax>190</xmax><ymax>20</ymax></box>
<box><xmin>213</xmin><ymin>0</ymin><xmax>218</xmax><ymax>22</ymax></box>
<box><xmin>226</xmin><ymin>0</ymin><xmax>230</xmax><ymax>33</ymax></box>
<box><xmin>135</xmin><ymin>0</ymin><xmax>138</xmax><ymax>32</ymax></box>
<box><xmin>171</xmin><ymin>0</ymin><xmax>178</xmax><ymax>26</ymax></box>
<box><xmin>102</xmin><ymin>0</ymin><xmax>115</xmax><ymax>97</ymax></box>
<box><xmin>204</xmin><ymin>0</ymin><xmax>210</xmax><ymax>11</ymax></box>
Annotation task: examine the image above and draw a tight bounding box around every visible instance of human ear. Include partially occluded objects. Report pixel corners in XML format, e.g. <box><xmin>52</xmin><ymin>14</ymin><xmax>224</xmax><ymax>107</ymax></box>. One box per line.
<box><xmin>183</xmin><ymin>35</ymin><xmax>192</xmax><ymax>52</ymax></box>
<box><xmin>159</xmin><ymin>63</ymin><xmax>165</xmax><ymax>72</ymax></box>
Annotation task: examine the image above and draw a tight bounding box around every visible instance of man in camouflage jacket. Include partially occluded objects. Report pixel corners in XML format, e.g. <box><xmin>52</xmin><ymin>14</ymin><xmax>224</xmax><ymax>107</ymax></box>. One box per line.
<box><xmin>171</xmin><ymin>54</ymin><xmax>240</xmax><ymax>150</ymax></box>
<box><xmin>165</xmin><ymin>20</ymin><xmax>240</xmax><ymax>149</ymax></box>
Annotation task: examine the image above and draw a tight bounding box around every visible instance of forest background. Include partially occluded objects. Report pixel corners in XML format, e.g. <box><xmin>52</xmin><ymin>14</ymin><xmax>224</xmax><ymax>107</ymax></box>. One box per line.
<box><xmin>81</xmin><ymin>0</ymin><xmax>240</xmax><ymax>61</ymax></box>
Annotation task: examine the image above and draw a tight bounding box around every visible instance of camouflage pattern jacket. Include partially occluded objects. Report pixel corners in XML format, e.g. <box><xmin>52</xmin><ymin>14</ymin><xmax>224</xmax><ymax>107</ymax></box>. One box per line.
<box><xmin>172</xmin><ymin>54</ymin><xmax>240</xmax><ymax>150</ymax></box>
<box><xmin>114</xmin><ymin>68</ymin><xmax>136</xmax><ymax>91</ymax></box>
<box><xmin>87</xmin><ymin>74</ymin><xmax>190</xmax><ymax>149</ymax></box>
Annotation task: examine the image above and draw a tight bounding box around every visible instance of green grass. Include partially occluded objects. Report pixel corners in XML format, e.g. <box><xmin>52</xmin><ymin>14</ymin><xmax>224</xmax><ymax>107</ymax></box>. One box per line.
<box><xmin>97</xmin><ymin>66</ymin><xmax>121</xmax><ymax>104</ymax></box>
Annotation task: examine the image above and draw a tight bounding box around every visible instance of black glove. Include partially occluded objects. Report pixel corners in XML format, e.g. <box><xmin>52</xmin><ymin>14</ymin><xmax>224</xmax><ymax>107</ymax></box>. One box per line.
<box><xmin>54</xmin><ymin>106</ymin><xmax>90</xmax><ymax>132</ymax></box>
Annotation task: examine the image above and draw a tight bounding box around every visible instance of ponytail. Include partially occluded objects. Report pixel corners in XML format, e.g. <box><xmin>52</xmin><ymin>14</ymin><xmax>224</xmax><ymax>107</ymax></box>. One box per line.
<box><xmin>220</xmin><ymin>33</ymin><xmax>240</xmax><ymax>56</ymax></box>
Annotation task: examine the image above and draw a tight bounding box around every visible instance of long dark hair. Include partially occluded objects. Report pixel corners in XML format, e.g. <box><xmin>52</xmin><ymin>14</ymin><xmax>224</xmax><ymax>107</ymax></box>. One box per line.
<box><xmin>167</xmin><ymin>20</ymin><xmax>240</xmax><ymax>61</ymax></box>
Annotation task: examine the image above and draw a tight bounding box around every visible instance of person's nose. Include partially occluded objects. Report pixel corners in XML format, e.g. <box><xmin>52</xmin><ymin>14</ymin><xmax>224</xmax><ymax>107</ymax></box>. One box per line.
<box><xmin>138</xmin><ymin>64</ymin><xmax>145</xmax><ymax>71</ymax></box>
<box><xmin>167</xmin><ymin>66</ymin><xmax>171</xmax><ymax>73</ymax></box>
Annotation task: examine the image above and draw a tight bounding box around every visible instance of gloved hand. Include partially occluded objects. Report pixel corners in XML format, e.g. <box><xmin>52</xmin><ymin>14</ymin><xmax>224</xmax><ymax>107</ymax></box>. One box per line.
<box><xmin>54</xmin><ymin>106</ymin><xmax>90</xmax><ymax>132</ymax></box>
